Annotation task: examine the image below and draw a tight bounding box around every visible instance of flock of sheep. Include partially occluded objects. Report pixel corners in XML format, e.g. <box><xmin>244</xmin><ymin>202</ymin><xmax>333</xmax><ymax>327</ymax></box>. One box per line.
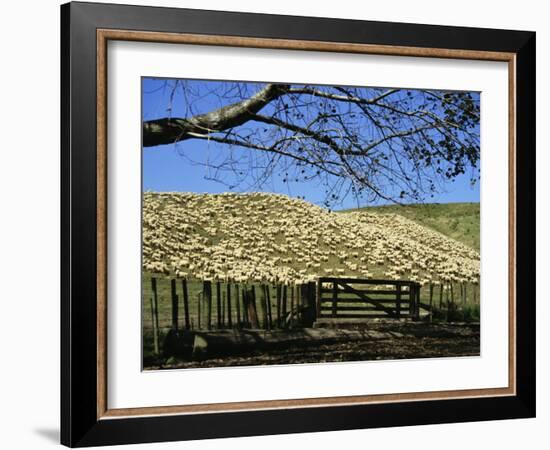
<box><xmin>142</xmin><ymin>192</ymin><xmax>480</xmax><ymax>287</ymax></box>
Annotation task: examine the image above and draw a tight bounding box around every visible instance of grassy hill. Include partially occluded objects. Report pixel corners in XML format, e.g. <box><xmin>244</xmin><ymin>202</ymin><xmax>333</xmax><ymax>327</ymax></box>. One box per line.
<box><xmin>344</xmin><ymin>203</ymin><xmax>480</xmax><ymax>251</ymax></box>
<box><xmin>143</xmin><ymin>192</ymin><xmax>479</xmax><ymax>285</ymax></box>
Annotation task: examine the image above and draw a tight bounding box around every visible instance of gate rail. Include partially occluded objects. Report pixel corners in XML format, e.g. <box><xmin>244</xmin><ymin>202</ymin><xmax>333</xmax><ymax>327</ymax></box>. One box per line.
<box><xmin>317</xmin><ymin>277</ymin><xmax>421</xmax><ymax>320</ymax></box>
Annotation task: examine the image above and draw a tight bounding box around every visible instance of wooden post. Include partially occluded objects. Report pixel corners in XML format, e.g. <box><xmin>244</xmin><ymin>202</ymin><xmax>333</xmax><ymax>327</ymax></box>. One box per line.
<box><xmin>203</xmin><ymin>280</ymin><xmax>212</xmax><ymax>330</ymax></box>
<box><xmin>235</xmin><ymin>284</ymin><xmax>241</xmax><ymax>326</ymax></box>
<box><xmin>276</xmin><ymin>284</ymin><xmax>282</xmax><ymax>327</ymax></box>
<box><xmin>221</xmin><ymin>291</ymin><xmax>226</xmax><ymax>328</ymax></box>
<box><xmin>446</xmin><ymin>283</ymin><xmax>450</xmax><ymax>322</ymax></box>
<box><xmin>259</xmin><ymin>284</ymin><xmax>268</xmax><ymax>329</ymax></box>
<box><xmin>242</xmin><ymin>286</ymin><xmax>249</xmax><ymax>326</ymax></box>
<box><xmin>416</xmin><ymin>284</ymin><xmax>421</xmax><ymax>319</ymax></box>
<box><xmin>226</xmin><ymin>283</ymin><xmax>233</xmax><ymax>328</ymax></box>
<box><xmin>282</xmin><ymin>285</ymin><xmax>288</xmax><ymax>325</ymax></box>
<box><xmin>302</xmin><ymin>281</ymin><xmax>320</xmax><ymax>327</ymax></box>
<box><xmin>295</xmin><ymin>284</ymin><xmax>301</xmax><ymax>323</ymax></box>
<box><xmin>429</xmin><ymin>282</ymin><xmax>434</xmax><ymax>322</ymax></box>
<box><xmin>408</xmin><ymin>284</ymin><xmax>414</xmax><ymax>316</ymax></box>
<box><xmin>149</xmin><ymin>288</ymin><xmax>159</xmax><ymax>353</ymax></box>
<box><xmin>260</xmin><ymin>285</ymin><xmax>266</xmax><ymax>330</ymax></box>
<box><xmin>216</xmin><ymin>281</ymin><xmax>222</xmax><ymax>328</ymax></box>
<box><xmin>149</xmin><ymin>296</ymin><xmax>157</xmax><ymax>353</ymax></box>
<box><xmin>300</xmin><ymin>284</ymin><xmax>306</xmax><ymax>325</ymax></box>
<box><xmin>248</xmin><ymin>286</ymin><xmax>259</xmax><ymax>328</ymax></box>
<box><xmin>290</xmin><ymin>285</ymin><xmax>295</xmax><ymax>324</ymax></box>
<box><xmin>170</xmin><ymin>279</ymin><xmax>179</xmax><ymax>331</ymax></box>
<box><xmin>197</xmin><ymin>292</ymin><xmax>202</xmax><ymax>329</ymax></box>
<box><xmin>265</xmin><ymin>285</ymin><xmax>273</xmax><ymax>329</ymax></box>
<box><xmin>181</xmin><ymin>279</ymin><xmax>190</xmax><ymax>330</ymax></box>
<box><xmin>331</xmin><ymin>281</ymin><xmax>338</xmax><ymax>317</ymax></box>
<box><xmin>151</xmin><ymin>278</ymin><xmax>160</xmax><ymax>354</ymax></box>
<box><xmin>396</xmin><ymin>283</ymin><xmax>402</xmax><ymax>319</ymax></box>
<box><xmin>308</xmin><ymin>282</ymin><xmax>317</xmax><ymax>326</ymax></box>
<box><xmin>316</xmin><ymin>280</ymin><xmax>322</xmax><ymax>318</ymax></box>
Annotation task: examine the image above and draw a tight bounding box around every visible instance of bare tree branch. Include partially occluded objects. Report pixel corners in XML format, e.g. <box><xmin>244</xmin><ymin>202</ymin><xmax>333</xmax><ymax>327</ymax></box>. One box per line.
<box><xmin>142</xmin><ymin>80</ymin><xmax>480</xmax><ymax>205</ymax></box>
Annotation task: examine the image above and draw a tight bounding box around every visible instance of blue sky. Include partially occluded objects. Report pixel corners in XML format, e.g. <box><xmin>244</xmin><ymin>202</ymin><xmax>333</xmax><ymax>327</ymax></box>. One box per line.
<box><xmin>142</xmin><ymin>78</ymin><xmax>480</xmax><ymax>210</ymax></box>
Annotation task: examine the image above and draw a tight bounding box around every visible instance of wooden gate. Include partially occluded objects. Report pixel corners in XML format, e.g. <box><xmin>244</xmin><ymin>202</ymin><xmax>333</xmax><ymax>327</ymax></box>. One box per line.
<box><xmin>317</xmin><ymin>277</ymin><xmax>420</xmax><ymax>320</ymax></box>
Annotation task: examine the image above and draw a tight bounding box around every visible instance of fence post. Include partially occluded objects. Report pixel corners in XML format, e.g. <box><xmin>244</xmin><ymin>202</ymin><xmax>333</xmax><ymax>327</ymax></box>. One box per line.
<box><xmin>222</xmin><ymin>291</ymin><xmax>226</xmax><ymax>328</ymax></box>
<box><xmin>446</xmin><ymin>283</ymin><xmax>450</xmax><ymax>322</ymax></box>
<box><xmin>316</xmin><ymin>280</ymin><xmax>322</xmax><ymax>318</ymax></box>
<box><xmin>150</xmin><ymin>277</ymin><xmax>159</xmax><ymax>355</ymax></box>
<box><xmin>408</xmin><ymin>283</ymin><xmax>414</xmax><ymax>317</ymax></box>
<box><xmin>260</xmin><ymin>284</ymin><xmax>268</xmax><ymax>330</ymax></box>
<box><xmin>242</xmin><ymin>286</ymin><xmax>249</xmax><ymax>326</ymax></box>
<box><xmin>415</xmin><ymin>284</ymin><xmax>421</xmax><ymax>320</ymax></box>
<box><xmin>226</xmin><ymin>283</ymin><xmax>233</xmax><ymax>328</ymax></box>
<box><xmin>197</xmin><ymin>292</ymin><xmax>202</xmax><ymax>329</ymax></box>
<box><xmin>396</xmin><ymin>283</ymin><xmax>401</xmax><ymax>319</ymax></box>
<box><xmin>300</xmin><ymin>282</ymin><xmax>317</xmax><ymax>327</ymax></box>
<box><xmin>331</xmin><ymin>281</ymin><xmax>338</xmax><ymax>317</ymax></box>
<box><xmin>276</xmin><ymin>284</ymin><xmax>282</xmax><ymax>327</ymax></box>
<box><xmin>295</xmin><ymin>284</ymin><xmax>301</xmax><ymax>323</ymax></box>
<box><xmin>265</xmin><ymin>285</ymin><xmax>273</xmax><ymax>329</ymax></box>
<box><xmin>203</xmin><ymin>280</ymin><xmax>212</xmax><ymax>330</ymax></box>
<box><xmin>290</xmin><ymin>285</ymin><xmax>295</xmax><ymax>324</ymax></box>
<box><xmin>429</xmin><ymin>282</ymin><xmax>434</xmax><ymax>322</ymax></box>
<box><xmin>216</xmin><ymin>281</ymin><xmax>222</xmax><ymax>328</ymax></box>
<box><xmin>171</xmin><ymin>279</ymin><xmax>178</xmax><ymax>331</ymax></box>
<box><xmin>235</xmin><ymin>284</ymin><xmax>241</xmax><ymax>326</ymax></box>
<box><xmin>281</xmin><ymin>285</ymin><xmax>287</xmax><ymax>325</ymax></box>
<box><xmin>181</xmin><ymin>279</ymin><xmax>190</xmax><ymax>330</ymax></box>
<box><xmin>250</xmin><ymin>286</ymin><xmax>259</xmax><ymax>328</ymax></box>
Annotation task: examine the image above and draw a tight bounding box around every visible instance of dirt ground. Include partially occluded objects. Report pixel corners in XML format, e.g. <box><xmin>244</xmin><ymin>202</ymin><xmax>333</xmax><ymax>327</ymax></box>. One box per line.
<box><xmin>144</xmin><ymin>322</ymin><xmax>480</xmax><ymax>370</ymax></box>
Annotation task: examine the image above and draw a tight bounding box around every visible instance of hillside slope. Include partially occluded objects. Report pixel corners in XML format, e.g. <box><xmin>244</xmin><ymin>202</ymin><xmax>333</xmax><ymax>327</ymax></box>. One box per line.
<box><xmin>346</xmin><ymin>203</ymin><xmax>479</xmax><ymax>251</ymax></box>
<box><xmin>143</xmin><ymin>192</ymin><xmax>479</xmax><ymax>285</ymax></box>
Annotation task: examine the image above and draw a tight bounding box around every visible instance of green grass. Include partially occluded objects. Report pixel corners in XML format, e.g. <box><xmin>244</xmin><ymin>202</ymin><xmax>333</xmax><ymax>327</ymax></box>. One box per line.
<box><xmin>342</xmin><ymin>202</ymin><xmax>480</xmax><ymax>251</ymax></box>
<box><xmin>420</xmin><ymin>283</ymin><xmax>480</xmax><ymax>323</ymax></box>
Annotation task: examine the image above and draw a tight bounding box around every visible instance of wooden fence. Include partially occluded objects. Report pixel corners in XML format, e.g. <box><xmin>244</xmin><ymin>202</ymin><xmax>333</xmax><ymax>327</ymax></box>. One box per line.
<box><xmin>316</xmin><ymin>277</ymin><xmax>421</xmax><ymax>320</ymax></box>
<box><xmin>146</xmin><ymin>277</ymin><xmax>317</xmax><ymax>339</ymax></box>
<box><xmin>145</xmin><ymin>275</ymin><xmax>478</xmax><ymax>355</ymax></box>
<box><xmin>145</xmin><ymin>276</ymin><xmax>432</xmax><ymax>355</ymax></box>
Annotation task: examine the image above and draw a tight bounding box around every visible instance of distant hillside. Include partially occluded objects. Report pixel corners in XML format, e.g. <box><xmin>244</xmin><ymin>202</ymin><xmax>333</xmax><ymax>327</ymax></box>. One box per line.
<box><xmin>344</xmin><ymin>203</ymin><xmax>480</xmax><ymax>251</ymax></box>
<box><xmin>143</xmin><ymin>192</ymin><xmax>479</xmax><ymax>285</ymax></box>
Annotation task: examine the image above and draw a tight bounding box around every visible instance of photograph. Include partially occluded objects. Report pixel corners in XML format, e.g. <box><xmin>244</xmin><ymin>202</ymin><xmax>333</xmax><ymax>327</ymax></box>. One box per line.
<box><xmin>141</xmin><ymin>78</ymin><xmax>481</xmax><ymax>370</ymax></box>
<box><xmin>56</xmin><ymin>2</ymin><xmax>536</xmax><ymax>446</ymax></box>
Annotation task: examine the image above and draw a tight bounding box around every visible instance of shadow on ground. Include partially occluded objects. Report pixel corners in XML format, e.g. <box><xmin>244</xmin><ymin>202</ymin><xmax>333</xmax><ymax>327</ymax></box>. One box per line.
<box><xmin>34</xmin><ymin>428</ymin><xmax>59</xmax><ymax>444</ymax></box>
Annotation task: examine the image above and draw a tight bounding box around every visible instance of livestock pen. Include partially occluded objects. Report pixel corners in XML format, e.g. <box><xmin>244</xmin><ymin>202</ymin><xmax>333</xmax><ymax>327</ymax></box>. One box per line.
<box><xmin>142</xmin><ymin>273</ymin><xmax>480</xmax><ymax>365</ymax></box>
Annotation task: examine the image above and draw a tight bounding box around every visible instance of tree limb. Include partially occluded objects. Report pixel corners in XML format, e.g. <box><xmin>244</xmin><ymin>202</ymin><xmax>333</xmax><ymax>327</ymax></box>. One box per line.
<box><xmin>143</xmin><ymin>83</ymin><xmax>290</xmax><ymax>147</ymax></box>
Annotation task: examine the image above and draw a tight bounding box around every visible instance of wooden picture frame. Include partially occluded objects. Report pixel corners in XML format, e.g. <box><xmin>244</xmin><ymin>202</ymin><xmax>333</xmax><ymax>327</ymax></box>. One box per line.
<box><xmin>61</xmin><ymin>1</ymin><xmax>536</xmax><ymax>447</ymax></box>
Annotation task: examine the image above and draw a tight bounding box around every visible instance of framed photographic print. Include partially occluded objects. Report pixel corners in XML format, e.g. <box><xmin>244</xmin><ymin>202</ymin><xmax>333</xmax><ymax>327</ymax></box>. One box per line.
<box><xmin>61</xmin><ymin>1</ymin><xmax>536</xmax><ymax>447</ymax></box>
